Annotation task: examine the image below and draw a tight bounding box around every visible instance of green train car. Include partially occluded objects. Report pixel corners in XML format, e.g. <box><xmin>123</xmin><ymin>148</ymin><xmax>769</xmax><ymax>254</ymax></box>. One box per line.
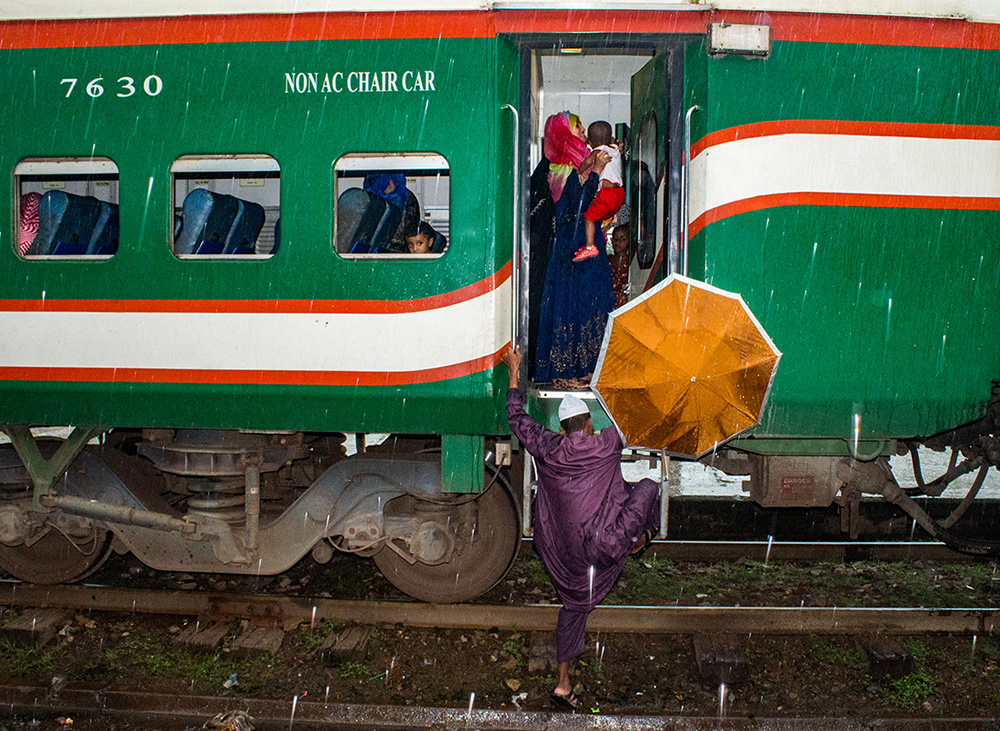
<box><xmin>0</xmin><ymin>1</ymin><xmax>998</xmax><ymax>599</ymax></box>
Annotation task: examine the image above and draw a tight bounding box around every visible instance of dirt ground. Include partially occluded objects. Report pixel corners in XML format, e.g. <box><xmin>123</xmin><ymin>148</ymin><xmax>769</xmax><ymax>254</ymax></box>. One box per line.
<box><xmin>1</xmin><ymin>549</ymin><xmax>999</xmax><ymax>728</ymax></box>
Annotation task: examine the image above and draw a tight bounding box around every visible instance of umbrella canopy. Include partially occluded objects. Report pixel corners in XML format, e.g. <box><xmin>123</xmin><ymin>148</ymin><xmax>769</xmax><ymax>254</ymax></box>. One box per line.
<box><xmin>591</xmin><ymin>274</ymin><xmax>781</xmax><ymax>457</ymax></box>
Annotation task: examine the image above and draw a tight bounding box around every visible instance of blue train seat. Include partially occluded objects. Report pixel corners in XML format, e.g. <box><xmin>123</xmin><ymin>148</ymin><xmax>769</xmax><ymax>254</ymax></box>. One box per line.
<box><xmin>27</xmin><ymin>191</ymin><xmax>105</xmax><ymax>256</ymax></box>
<box><xmin>369</xmin><ymin>201</ymin><xmax>402</xmax><ymax>253</ymax></box>
<box><xmin>195</xmin><ymin>239</ymin><xmax>225</xmax><ymax>255</ymax></box>
<box><xmin>225</xmin><ymin>199</ymin><xmax>265</xmax><ymax>254</ymax></box>
<box><xmin>430</xmin><ymin>232</ymin><xmax>448</xmax><ymax>254</ymax></box>
<box><xmin>174</xmin><ymin>188</ymin><xmax>242</xmax><ymax>256</ymax></box>
<box><xmin>87</xmin><ymin>201</ymin><xmax>119</xmax><ymax>255</ymax></box>
<box><xmin>336</xmin><ymin>188</ymin><xmax>374</xmax><ymax>253</ymax></box>
<box><xmin>336</xmin><ymin>188</ymin><xmax>402</xmax><ymax>254</ymax></box>
<box><xmin>51</xmin><ymin>239</ymin><xmax>89</xmax><ymax>255</ymax></box>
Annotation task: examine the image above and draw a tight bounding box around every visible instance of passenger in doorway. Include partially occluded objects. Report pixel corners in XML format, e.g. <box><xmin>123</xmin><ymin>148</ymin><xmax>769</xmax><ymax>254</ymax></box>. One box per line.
<box><xmin>573</xmin><ymin>121</ymin><xmax>624</xmax><ymax>263</ymax></box>
<box><xmin>535</xmin><ymin>111</ymin><xmax>615</xmax><ymax>390</ymax></box>
<box><xmin>609</xmin><ymin>223</ymin><xmax>630</xmax><ymax>308</ymax></box>
<box><xmin>501</xmin><ymin>344</ymin><xmax>659</xmax><ymax>712</ymax></box>
<box><xmin>404</xmin><ymin>220</ymin><xmax>437</xmax><ymax>254</ymax></box>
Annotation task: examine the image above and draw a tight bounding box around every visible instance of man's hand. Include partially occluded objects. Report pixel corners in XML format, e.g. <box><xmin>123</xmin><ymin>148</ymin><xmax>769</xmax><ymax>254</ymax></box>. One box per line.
<box><xmin>501</xmin><ymin>345</ymin><xmax>521</xmax><ymax>389</ymax></box>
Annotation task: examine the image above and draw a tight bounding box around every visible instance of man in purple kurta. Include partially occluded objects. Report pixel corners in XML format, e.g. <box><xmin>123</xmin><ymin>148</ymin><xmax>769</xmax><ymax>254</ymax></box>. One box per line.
<box><xmin>501</xmin><ymin>346</ymin><xmax>659</xmax><ymax>710</ymax></box>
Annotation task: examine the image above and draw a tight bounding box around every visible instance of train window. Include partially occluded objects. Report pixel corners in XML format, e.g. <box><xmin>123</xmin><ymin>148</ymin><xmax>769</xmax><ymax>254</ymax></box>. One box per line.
<box><xmin>15</xmin><ymin>157</ymin><xmax>120</xmax><ymax>259</ymax></box>
<box><xmin>635</xmin><ymin>112</ymin><xmax>657</xmax><ymax>270</ymax></box>
<box><xmin>171</xmin><ymin>155</ymin><xmax>280</xmax><ymax>258</ymax></box>
<box><xmin>334</xmin><ymin>153</ymin><xmax>449</xmax><ymax>258</ymax></box>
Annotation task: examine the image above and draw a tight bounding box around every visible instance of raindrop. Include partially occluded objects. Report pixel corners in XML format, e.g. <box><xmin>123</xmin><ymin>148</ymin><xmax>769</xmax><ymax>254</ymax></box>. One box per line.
<box><xmin>764</xmin><ymin>535</ymin><xmax>773</xmax><ymax>567</ymax></box>
<box><xmin>467</xmin><ymin>691</ymin><xmax>475</xmax><ymax>718</ymax></box>
<box><xmin>289</xmin><ymin>695</ymin><xmax>298</xmax><ymax>730</ymax></box>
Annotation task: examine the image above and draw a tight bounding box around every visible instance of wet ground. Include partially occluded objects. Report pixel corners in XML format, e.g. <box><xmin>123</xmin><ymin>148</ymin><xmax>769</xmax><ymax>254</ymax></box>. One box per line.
<box><xmin>1</xmin><ymin>550</ymin><xmax>999</xmax><ymax>729</ymax></box>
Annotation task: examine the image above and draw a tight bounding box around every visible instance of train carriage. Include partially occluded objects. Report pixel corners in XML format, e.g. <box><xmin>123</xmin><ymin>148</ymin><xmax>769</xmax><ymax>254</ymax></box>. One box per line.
<box><xmin>0</xmin><ymin>0</ymin><xmax>998</xmax><ymax>599</ymax></box>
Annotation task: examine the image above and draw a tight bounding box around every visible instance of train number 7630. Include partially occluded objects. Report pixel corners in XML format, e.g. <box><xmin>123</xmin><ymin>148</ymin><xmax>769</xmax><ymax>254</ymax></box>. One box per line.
<box><xmin>60</xmin><ymin>75</ymin><xmax>163</xmax><ymax>98</ymax></box>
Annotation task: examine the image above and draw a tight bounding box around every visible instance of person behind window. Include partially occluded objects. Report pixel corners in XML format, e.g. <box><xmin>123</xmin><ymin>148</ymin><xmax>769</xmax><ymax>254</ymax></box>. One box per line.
<box><xmin>18</xmin><ymin>192</ymin><xmax>41</xmax><ymax>255</ymax></box>
<box><xmin>404</xmin><ymin>220</ymin><xmax>437</xmax><ymax>254</ymax></box>
<box><xmin>363</xmin><ymin>173</ymin><xmax>408</xmax><ymax>209</ymax></box>
<box><xmin>362</xmin><ymin>172</ymin><xmax>421</xmax><ymax>253</ymax></box>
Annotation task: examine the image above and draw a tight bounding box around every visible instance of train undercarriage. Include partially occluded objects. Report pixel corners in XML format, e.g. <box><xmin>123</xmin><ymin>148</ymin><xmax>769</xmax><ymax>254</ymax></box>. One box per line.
<box><xmin>1</xmin><ymin>399</ymin><xmax>999</xmax><ymax>599</ymax></box>
<box><xmin>712</xmin><ymin>386</ymin><xmax>1000</xmax><ymax>556</ymax></box>
<box><xmin>0</xmin><ymin>427</ymin><xmax>520</xmax><ymax>602</ymax></box>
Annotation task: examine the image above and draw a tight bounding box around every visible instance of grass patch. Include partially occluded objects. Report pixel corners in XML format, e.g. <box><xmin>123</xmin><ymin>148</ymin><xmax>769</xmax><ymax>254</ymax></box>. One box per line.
<box><xmin>807</xmin><ymin>634</ymin><xmax>867</xmax><ymax>673</ymax></box>
<box><xmin>502</xmin><ymin>634</ymin><xmax>526</xmax><ymax>669</ymax></box>
<box><xmin>297</xmin><ymin>619</ymin><xmax>342</xmax><ymax>653</ymax></box>
<box><xmin>103</xmin><ymin>630</ymin><xmax>275</xmax><ymax>694</ymax></box>
<box><xmin>338</xmin><ymin>660</ymin><xmax>369</xmax><ymax>679</ymax></box>
<box><xmin>0</xmin><ymin>640</ymin><xmax>64</xmax><ymax>678</ymax></box>
<box><xmin>879</xmin><ymin>668</ymin><xmax>934</xmax><ymax>708</ymax></box>
<box><xmin>521</xmin><ymin>557</ymin><xmax>550</xmax><ymax>586</ymax></box>
<box><xmin>606</xmin><ymin>556</ymin><xmax>683</xmax><ymax>604</ymax></box>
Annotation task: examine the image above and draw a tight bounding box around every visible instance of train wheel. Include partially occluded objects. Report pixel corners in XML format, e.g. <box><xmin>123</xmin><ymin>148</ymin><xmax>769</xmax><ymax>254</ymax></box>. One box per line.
<box><xmin>373</xmin><ymin>479</ymin><xmax>520</xmax><ymax>603</ymax></box>
<box><xmin>0</xmin><ymin>526</ymin><xmax>112</xmax><ymax>584</ymax></box>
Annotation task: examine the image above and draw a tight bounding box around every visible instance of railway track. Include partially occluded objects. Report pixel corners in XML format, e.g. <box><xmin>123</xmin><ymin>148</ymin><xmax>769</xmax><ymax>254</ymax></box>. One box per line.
<box><xmin>0</xmin><ymin>685</ymin><xmax>998</xmax><ymax>731</ymax></box>
<box><xmin>643</xmin><ymin>539</ymin><xmax>977</xmax><ymax>563</ymax></box>
<box><xmin>1</xmin><ymin>583</ymin><xmax>996</xmax><ymax>636</ymax></box>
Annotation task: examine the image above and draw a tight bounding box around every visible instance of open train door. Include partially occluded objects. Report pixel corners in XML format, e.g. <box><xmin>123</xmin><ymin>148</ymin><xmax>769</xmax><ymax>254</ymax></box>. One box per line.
<box><xmin>629</xmin><ymin>50</ymin><xmax>681</xmax><ymax>294</ymax></box>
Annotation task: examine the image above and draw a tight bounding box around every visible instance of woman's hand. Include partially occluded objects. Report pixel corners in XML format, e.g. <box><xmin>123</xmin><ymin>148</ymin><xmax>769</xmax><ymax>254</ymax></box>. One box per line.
<box><xmin>578</xmin><ymin>149</ymin><xmax>611</xmax><ymax>181</ymax></box>
<box><xmin>590</xmin><ymin>149</ymin><xmax>612</xmax><ymax>175</ymax></box>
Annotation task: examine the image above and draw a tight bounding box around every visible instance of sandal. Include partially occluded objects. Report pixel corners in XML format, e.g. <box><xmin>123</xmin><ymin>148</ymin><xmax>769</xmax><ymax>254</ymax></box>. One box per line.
<box><xmin>631</xmin><ymin>528</ymin><xmax>655</xmax><ymax>557</ymax></box>
<box><xmin>550</xmin><ymin>690</ymin><xmax>583</xmax><ymax>712</ymax></box>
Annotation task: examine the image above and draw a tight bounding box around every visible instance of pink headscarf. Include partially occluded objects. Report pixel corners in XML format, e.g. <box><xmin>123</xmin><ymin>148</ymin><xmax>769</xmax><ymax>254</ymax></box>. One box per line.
<box><xmin>18</xmin><ymin>192</ymin><xmax>41</xmax><ymax>255</ymax></box>
<box><xmin>544</xmin><ymin>112</ymin><xmax>589</xmax><ymax>203</ymax></box>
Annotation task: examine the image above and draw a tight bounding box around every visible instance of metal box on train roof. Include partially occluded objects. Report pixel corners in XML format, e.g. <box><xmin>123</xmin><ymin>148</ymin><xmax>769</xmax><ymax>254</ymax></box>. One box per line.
<box><xmin>747</xmin><ymin>455</ymin><xmax>843</xmax><ymax>508</ymax></box>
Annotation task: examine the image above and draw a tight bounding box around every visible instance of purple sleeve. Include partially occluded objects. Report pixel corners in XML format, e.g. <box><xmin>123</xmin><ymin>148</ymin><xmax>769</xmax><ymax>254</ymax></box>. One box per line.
<box><xmin>598</xmin><ymin>423</ymin><xmax>624</xmax><ymax>453</ymax></box>
<box><xmin>506</xmin><ymin>388</ymin><xmax>560</xmax><ymax>456</ymax></box>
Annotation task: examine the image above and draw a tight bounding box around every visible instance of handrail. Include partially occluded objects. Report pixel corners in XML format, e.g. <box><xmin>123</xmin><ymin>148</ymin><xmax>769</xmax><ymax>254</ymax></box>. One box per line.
<box><xmin>502</xmin><ymin>103</ymin><xmax>520</xmax><ymax>345</ymax></box>
<box><xmin>682</xmin><ymin>104</ymin><xmax>700</xmax><ymax>277</ymax></box>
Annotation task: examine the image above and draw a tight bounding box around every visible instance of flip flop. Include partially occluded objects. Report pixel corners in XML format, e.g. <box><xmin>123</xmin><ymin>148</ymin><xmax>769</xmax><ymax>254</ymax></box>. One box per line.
<box><xmin>631</xmin><ymin>528</ymin><xmax>655</xmax><ymax>557</ymax></box>
<box><xmin>550</xmin><ymin>690</ymin><xmax>583</xmax><ymax>712</ymax></box>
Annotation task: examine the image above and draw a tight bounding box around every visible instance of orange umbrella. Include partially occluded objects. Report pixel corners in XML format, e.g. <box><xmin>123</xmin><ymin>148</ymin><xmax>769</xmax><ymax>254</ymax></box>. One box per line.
<box><xmin>591</xmin><ymin>274</ymin><xmax>781</xmax><ymax>457</ymax></box>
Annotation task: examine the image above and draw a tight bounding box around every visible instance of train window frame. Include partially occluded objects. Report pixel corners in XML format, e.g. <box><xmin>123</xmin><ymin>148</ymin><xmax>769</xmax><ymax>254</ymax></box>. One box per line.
<box><xmin>170</xmin><ymin>154</ymin><xmax>281</xmax><ymax>260</ymax></box>
<box><xmin>14</xmin><ymin>157</ymin><xmax>120</xmax><ymax>261</ymax></box>
<box><xmin>333</xmin><ymin>153</ymin><xmax>450</xmax><ymax>259</ymax></box>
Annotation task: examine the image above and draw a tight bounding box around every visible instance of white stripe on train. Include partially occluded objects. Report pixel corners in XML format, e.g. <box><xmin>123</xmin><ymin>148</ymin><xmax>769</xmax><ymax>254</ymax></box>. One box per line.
<box><xmin>0</xmin><ymin>285</ymin><xmax>511</xmax><ymax>374</ymax></box>
<box><xmin>689</xmin><ymin>133</ymin><xmax>1000</xmax><ymax>225</ymax></box>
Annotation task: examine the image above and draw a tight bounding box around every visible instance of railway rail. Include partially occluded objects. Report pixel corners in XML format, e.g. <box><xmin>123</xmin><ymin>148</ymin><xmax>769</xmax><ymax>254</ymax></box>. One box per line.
<box><xmin>2</xmin><ymin>583</ymin><xmax>996</xmax><ymax>636</ymax></box>
<box><xmin>0</xmin><ymin>686</ymin><xmax>998</xmax><ymax>731</ymax></box>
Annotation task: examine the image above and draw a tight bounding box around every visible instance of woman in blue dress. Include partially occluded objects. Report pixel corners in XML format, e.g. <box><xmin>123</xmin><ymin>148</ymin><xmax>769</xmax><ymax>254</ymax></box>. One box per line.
<box><xmin>534</xmin><ymin>113</ymin><xmax>615</xmax><ymax>389</ymax></box>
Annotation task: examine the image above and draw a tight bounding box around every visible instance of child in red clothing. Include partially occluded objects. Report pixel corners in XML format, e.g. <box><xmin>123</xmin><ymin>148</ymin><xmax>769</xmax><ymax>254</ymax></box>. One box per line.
<box><xmin>573</xmin><ymin>121</ymin><xmax>624</xmax><ymax>263</ymax></box>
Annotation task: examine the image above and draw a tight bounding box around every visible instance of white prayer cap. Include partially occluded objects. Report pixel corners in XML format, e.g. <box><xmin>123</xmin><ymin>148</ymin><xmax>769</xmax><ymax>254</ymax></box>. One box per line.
<box><xmin>558</xmin><ymin>394</ymin><xmax>590</xmax><ymax>421</ymax></box>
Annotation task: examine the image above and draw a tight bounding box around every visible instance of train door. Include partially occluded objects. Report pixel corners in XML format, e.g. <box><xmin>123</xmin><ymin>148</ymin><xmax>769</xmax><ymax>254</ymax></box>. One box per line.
<box><xmin>629</xmin><ymin>50</ymin><xmax>683</xmax><ymax>292</ymax></box>
<box><xmin>520</xmin><ymin>47</ymin><xmax>654</xmax><ymax>386</ymax></box>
